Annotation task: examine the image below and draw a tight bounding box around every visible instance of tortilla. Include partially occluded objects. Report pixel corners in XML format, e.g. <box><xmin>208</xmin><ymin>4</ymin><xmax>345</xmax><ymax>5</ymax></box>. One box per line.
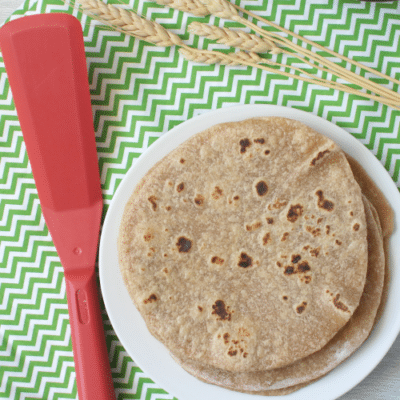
<box><xmin>170</xmin><ymin>196</ymin><xmax>385</xmax><ymax>394</ymax></box>
<box><xmin>118</xmin><ymin>117</ymin><xmax>369</xmax><ymax>373</ymax></box>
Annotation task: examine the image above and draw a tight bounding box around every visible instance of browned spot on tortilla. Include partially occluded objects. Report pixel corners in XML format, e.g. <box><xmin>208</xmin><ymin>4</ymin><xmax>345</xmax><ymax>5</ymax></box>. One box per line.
<box><xmin>333</xmin><ymin>294</ymin><xmax>349</xmax><ymax>312</ymax></box>
<box><xmin>311</xmin><ymin>149</ymin><xmax>330</xmax><ymax>166</ymax></box>
<box><xmin>264</xmin><ymin>150</ymin><xmax>270</xmax><ymax>155</ymax></box>
<box><xmin>165</xmin><ymin>206</ymin><xmax>172</xmax><ymax>211</ymax></box>
<box><xmin>291</xmin><ymin>254</ymin><xmax>301</xmax><ymax>264</ymax></box>
<box><xmin>176</xmin><ymin>182</ymin><xmax>185</xmax><ymax>192</ymax></box>
<box><xmin>268</xmin><ymin>199</ymin><xmax>288</xmax><ymax>211</ymax></box>
<box><xmin>211</xmin><ymin>256</ymin><xmax>224</xmax><ymax>265</ymax></box>
<box><xmin>144</xmin><ymin>294</ymin><xmax>157</xmax><ymax>304</ymax></box>
<box><xmin>284</xmin><ymin>266</ymin><xmax>295</xmax><ymax>275</ymax></box>
<box><xmin>148</xmin><ymin>196</ymin><xmax>157</xmax><ymax>211</ymax></box>
<box><xmin>306</xmin><ymin>226</ymin><xmax>321</xmax><ymax>237</ymax></box>
<box><xmin>284</xmin><ymin>258</ymin><xmax>312</xmax><ymax>281</ymax></box>
<box><xmin>283</xmin><ymin>296</ymin><xmax>288</xmax><ymax>300</ymax></box>
<box><xmin>238</xmin><ymin>252</ymin><xmax>253</xmax><ymax>268</ymax></box>
<box><xmin>180</xmin><ymin>158</ymin><xmax>185</xmax><ymax>164</ymax></box>
<box><xmin>353</xmin><ymin>223</ymin><xmax>360</xmax><ymax>231</ymax></box>
<box><xmin>143</xmin><ymin>233</ymin><xmax>153</xmax><ymax>242</ymax></box>
<box><xmin>194</xmin><ymin>194</ymin><xmax>204</xmax><ymax>206</ymax></box>
<box><xmin>350</xmin><ymin>211</ymin><xmax>354</xmax><ymax>216</ymax></box>
<box><xmin>336</xmin><ymin>240</ymin><xmax>342</xmax><ymax>245</ymax></box>
<box><xmin>317</xmin><ymin>217</ymin><xmax>323</xmax><ymax>224</ymax></box>
<box><xmin>254</xmin><ymin>138</ymin><xmax>265</xmax><ymax>144</ymax></box>
<box><xmin>296</xmin><ymin>301</ymin><xmax>308</xmax><ymax>314</ymax></box>
<box><xmin>287</xmin><ymin>204</ymin><xmax>303</xmax><ymax>222</ymax></box>
<box><xmin>326</xmin><ymin>225</ymin><xmax>331</xmax><ymax>235</ymax></box>
<box><xmin>262</xmin><ymin>232</ymin><xmax>271</xmax><ymax>245</ymax></box>
<box><xmin>303</xmin><ymin>245</ymin><xmax>310</xmax><ymax>250</ymax></box>
<box><xmin>223</xmin><ymin>333</ymin><xmax>230</xmax><ymax>344</ymax></box>
<box><xmin>281</xmin><ymin>232</ymin><xmax>289</xmax><ymax>241</ymax></box>
<box><xmin>298</xmin><ymin>261</ymin><xmax>311</xmax><ymax>273</ymax></box>
<box><xmin>163</xmin><ymin>267</ymin><xmax>169</xmax><ymax>273</ymax></box>
<box><xmin>255</xmin><ymin>181</ymin><xmax>268</xmax><ymax>196</ymax></box>
<box><xmin>246</xmin><ymin>221</ymin><xmax>262</xmax><ymax>232</ymax></box>
<box><xmin>276</xmin><ymin>261</ymin><xmax>282</xmax><ymax>268</ymax></box>
<box><xmin>233</xmin><ymin>195</ymin><xmax>240</xmax><ymax>201</ymax></box>
<box><xmin>310</xmin><ymin>247</ymin><xmax>320</xmax><ymax>257</ymax></box>
<box><xmin>316</xmin><ymin>190</ymin><xmax>334</xmax><ymax>211</ymax></box>
<box><xmin>212</xmin><ymin>300</ymin><xmax>232</xmax><ymax>321</ymax></box>
<box><xmin>176</xmin><ymin>236</ymin><xmax>192</xmax><ymax>253</ymax></box>
<box><xmin>198</xmin><ymin>306</ymin><xmax>203</xmax><ymax>312</ymax></box>
<box><xmin>266</xmin><ymin>218</ymin><xmax>274</xmax><ymax>224</ymax></box>
<box><xmin>228</xmin><ymin>349</ymin><xmax>238</xmax><ymax>356</ymax></box>
<box><xmin>239</xmin><ymin>138</ymin><xmax>251</xmax><ymax>154</ymax></box>
<box><xmin>212</xmin><ymin>186</ymin><xmax>223</xmax><ymax>200</ymax></box>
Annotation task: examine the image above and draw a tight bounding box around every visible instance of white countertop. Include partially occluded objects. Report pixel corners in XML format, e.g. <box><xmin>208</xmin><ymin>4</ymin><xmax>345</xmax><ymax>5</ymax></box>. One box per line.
<box><xmin>1</xmin><ymin>1</ymin><xmax>399</xmax><ymax>399</ymax></box>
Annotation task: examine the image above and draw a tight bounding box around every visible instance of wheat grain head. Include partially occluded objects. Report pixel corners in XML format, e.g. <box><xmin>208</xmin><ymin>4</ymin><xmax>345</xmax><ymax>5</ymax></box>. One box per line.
<box><xmin>189</xmin><ymin>21</ymin><xmax>280</xmax><ymax>54</ymax></box>
<box><xmin>154</xmin><ymin>0</ymin><xmax>209</xmax><ymax>16</ymax></box>
<box><xmin>75</xmin><ymin>0</ymin><xmax>183</xmax><ymax>46</ymax></box>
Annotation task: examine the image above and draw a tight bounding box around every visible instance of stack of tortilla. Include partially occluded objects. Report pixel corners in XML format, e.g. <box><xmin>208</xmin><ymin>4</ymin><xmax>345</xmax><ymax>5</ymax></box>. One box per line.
<box><xmin>118</xmin><ymin>117</ymin><xmax>393</xmax><ymax>395</ymax></box>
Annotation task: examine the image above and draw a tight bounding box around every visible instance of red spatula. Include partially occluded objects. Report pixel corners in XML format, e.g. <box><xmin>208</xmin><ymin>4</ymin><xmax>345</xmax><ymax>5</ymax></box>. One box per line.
<box><xmin>0</xmin><ymin>13</ymin><xmax>115</xmax><ymax>400</ymax></box>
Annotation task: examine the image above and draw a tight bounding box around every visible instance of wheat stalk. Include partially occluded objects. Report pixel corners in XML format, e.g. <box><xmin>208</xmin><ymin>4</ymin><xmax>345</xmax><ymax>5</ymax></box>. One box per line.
<box><xmin>197</xmin><ymin>0</ymin><xmax>400</xmax><ymax>105</ymax></box>
<box><xmin>152</xmin><ymin>0</ymin><xmax>400</xmax><ymax>106</ymax></box>
<box><xmin>188</xmin><ymin>21</ymin><xmax>280</xmax><ymax>54</ymax></box>
<box><xmin>65</xmin><ymin>0</ymin><xmax>400</xmax><ymax>109</ymax></box>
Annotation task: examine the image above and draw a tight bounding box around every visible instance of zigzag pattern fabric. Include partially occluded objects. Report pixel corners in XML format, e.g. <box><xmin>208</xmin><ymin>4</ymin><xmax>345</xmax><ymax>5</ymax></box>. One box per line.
<box><xmin>0</xmin><ymin>0</ymin><xmax>399</xmax><ymax>398</ymax></box>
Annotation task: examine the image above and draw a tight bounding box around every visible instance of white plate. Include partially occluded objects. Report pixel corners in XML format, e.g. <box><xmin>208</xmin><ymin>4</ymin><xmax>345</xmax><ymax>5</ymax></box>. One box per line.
<box><xmin>99</xmin><ymin>104</ymin><xmax>400</xmax><ymax>400</ymax></box>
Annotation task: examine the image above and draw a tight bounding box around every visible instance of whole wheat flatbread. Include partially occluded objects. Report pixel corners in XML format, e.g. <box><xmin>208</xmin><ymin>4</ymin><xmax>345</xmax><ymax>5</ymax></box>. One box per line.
<box><xmin>170</xmin><ymin>196</ymin><xmax>385</xmax><ymax>394</ymax></box>
<box><xmin>118</xmin><ymin>117</ymin><xmax>368</xmax><ymax>373</ymax></box>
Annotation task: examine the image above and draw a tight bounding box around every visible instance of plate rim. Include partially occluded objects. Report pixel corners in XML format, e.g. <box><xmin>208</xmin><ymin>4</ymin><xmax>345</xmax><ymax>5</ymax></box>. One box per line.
<box><xmin>99</xmin><ymin>104</ymin><xmax>400</xmax><ymax>400</ymax></box>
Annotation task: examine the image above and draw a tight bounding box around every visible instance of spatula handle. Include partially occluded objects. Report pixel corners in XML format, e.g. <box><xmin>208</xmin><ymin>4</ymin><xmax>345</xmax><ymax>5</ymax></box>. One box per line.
<box><xmin>0</xmin><ymin>14</ymin><xmax>116</xmax><ymax>400</ymax></box>
<box><xmin>65</xmin><ymin>267</ymin><xmax>115</xmax><ymax>400</ymax></box>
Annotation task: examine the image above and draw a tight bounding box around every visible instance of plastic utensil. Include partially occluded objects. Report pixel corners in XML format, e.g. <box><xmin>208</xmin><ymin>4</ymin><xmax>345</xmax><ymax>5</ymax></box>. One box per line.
<box><xmin>0</xmin><ymin>13</ymin><xmax>115</xmax><ymax>400</ymax></box>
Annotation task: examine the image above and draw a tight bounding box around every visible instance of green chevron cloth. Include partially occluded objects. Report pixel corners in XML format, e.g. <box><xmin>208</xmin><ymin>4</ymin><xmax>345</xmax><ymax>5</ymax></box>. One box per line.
<box><xmin>0</xmin><ymin>0</ymin><xmax>399</xmax><ymax>399</ymax></box>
